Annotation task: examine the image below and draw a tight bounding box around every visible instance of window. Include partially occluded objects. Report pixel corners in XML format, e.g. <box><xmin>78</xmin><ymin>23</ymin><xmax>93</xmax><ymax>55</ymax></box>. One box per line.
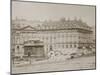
<box><xmin>62</xmin><ymin>44</ymin><xmax>64</xmax><ymax>48</ymax></box>
<box><xmin>54</xmin><ymin>36</ymin><xmax>56</xmax><ymax>39</ymax></box>
<box><xmin>42</xmin><ymin>37</ymin><xmax>44</xmax><ymax>40</ymax></box>
<box><xmin>74</xmin><ymin>44</ymin><xmax>77</xmax><ymax>48</ymax></box>
<box><xmin>66</xmin><ymin>44</ymin><xmax>68</xmax><ymax>48</ymax></box>
<box><xmin>17</xmin><ymin>45</ymin><xmax>20</xmax><ymax>54</ymax></box>
<box><xmin>70</xmin><ymin>44</ymin><xmax>72</xmax><ymax>48</ymax></box>
<box><xmin>17</xmin><ymin>45</ymin><xmax>19</xmax><ymax>49</ymax></box>
<box><xmin>54</xmin><ymin>44</ymin><xmax>56</xmax><ymax>48</ymax></box>
<box><xmin>59</xmin><ymin>44</ymin><xmax>60</xmax><ymax>48</ymax></box>
<box><xmin>47</xmin><ymin>37</ymin><xmax>49</xmax><ymax>41</ymax></box>
<box><xmin>12</xmin><ymin>49</ymin><xmax>15</xmax><ymax>55</ymax></box>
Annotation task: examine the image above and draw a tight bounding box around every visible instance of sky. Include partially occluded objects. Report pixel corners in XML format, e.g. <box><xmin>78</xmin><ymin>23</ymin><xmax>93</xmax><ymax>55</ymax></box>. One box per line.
<box><xmin>12</xmin><ymin>1</ymin><xmax>96</xmax><ymax>26</ymax></box>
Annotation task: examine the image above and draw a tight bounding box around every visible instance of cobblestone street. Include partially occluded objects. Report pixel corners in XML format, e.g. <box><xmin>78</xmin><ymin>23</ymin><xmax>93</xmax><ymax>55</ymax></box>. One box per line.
<box><xmin>12</xmin><ymin>55</ymin><xmax>95</xmax><ymax>74</ymax></box>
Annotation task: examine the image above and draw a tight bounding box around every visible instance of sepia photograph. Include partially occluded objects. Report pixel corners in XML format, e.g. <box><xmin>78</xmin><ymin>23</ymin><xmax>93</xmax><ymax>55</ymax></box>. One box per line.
<box><xmin>11</xmin><ymin>0</ymin><xmax>96</xmax><ymax>74</ymax></box>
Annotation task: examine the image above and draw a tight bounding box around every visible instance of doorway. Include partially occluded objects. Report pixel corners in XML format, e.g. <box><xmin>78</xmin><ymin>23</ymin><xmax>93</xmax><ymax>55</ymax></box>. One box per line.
<box><xmin>24</xmin><ymin>45</ymin><xmax>45</xmax><ymax>58</ymax></box>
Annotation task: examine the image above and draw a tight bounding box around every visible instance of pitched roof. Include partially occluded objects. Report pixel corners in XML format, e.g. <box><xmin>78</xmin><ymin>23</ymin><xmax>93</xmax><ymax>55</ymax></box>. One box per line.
<box><xmin>20</xmin><ymin>25</ymin><xmax>36</xmax><ymax>31</ymax></box>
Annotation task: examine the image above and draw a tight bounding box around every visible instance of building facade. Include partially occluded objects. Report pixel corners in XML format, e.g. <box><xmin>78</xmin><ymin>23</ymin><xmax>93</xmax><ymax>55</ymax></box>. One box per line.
<box><xmin>11</xmin><ymin>18</ymin><xmax>94</xmax><ymax>59</ymax></box>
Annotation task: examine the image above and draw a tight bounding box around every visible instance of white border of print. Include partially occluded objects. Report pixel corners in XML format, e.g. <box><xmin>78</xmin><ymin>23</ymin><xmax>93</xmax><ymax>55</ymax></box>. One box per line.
<box><xmin>0</xmin><ymin>0</ymin><xmax>100</xmax><ymax>75</ymax></box>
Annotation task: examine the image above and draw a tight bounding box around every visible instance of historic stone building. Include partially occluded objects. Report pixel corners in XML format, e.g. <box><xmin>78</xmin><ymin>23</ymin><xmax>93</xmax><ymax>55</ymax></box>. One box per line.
<box><xmin>11</xmin><ymin>18</ymin><xmax>94</xmax><ymax>58</ymax></box>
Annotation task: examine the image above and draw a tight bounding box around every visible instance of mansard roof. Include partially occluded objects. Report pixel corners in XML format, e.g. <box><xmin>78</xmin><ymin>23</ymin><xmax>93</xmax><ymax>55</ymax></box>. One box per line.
<box><xmin>12</xmin><ymin>18</ymin><xmax>92</xmax><ymax>32</ymax></box>
<box><xmin>36</xmin><ymin>19</ymin><xmax>92</xmax><ymax>31</ymax></box>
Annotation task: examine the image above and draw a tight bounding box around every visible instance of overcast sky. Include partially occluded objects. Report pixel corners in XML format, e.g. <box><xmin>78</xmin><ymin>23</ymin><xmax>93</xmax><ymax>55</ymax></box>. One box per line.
<box><xmin>12</xmin><ymin>1</ymin><xmax>95</xmax><ymax>26</ymax></box>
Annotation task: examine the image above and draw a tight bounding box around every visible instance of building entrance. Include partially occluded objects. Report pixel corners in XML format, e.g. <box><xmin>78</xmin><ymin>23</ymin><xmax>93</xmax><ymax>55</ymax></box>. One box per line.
<box><xmin>23</xmin><ymin>40</ymin><xmax>45</xmax><ymax>58</ymax></box>
<box><xmin>24</xmin><ymin>45</ymin><xmax>45</xmax><ymax>57</ymax></box>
